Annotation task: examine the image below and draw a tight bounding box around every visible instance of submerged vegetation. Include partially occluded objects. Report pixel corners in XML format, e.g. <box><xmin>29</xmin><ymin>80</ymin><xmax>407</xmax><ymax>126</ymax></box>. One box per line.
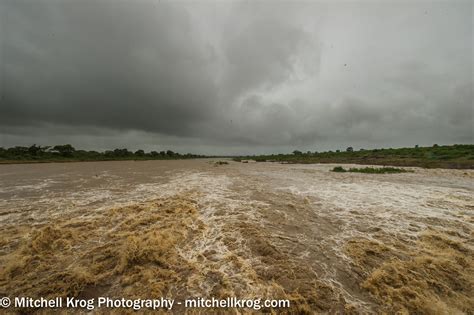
<box><xmin>0</xmin><ymin>192</ymin><xmax>351</xmax><ymax>313</ymax></box>
<box><xmin>345</xmin><ymin>230</ymin><xmax>474</xmax><ymax>314</ymax></box>
<box><xmin>0</xmin><ymin>196</ymin><xmax>202</xmax><ymax>308</ymax></box>
<box><xmin>235</xmin><ymin>144</ymin><xmax>474</xmax><ymax>169</ymax></box>
<box><xmin>0</xmin><ymin>144</ymin><xmax>206</xmax><ymax>163</ymax></box>
<box><xmin>332</xmin><ymin>166</ymin><xmax>346</xmax><ymax>172</ymax></box>
<box><xmin>213</xmin><ymin>161</ymin><xmax>229</xmax><ymax>166</ymax></box>
<box><xmin>332</xmin><ymin>166</ymin><xmax>411</xmax><ymax>174</ymax></box>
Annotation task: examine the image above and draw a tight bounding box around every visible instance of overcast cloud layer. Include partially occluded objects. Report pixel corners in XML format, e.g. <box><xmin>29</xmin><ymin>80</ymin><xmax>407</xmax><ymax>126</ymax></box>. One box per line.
<box><xmin>0</xmin><ymin>0</ymin><xmax>472</xmax><ymax>154</ymax></box>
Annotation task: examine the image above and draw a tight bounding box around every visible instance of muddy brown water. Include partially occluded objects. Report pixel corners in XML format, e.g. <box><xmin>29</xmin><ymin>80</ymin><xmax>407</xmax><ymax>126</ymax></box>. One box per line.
<box><xmin>0</xmin><ymin>160</ymin><xmax>473</xmax><ymax>314</ymax></box>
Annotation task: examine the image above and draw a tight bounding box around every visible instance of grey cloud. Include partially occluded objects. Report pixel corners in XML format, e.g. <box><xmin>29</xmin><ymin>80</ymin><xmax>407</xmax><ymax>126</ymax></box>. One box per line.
<box><xmin>0</xmin><ymin>0</ymin><xmax>472</xmax><ymax>154</ymax></box>
<box><xmin>223</xmin><ymin>18</ymin><xmax>310</xmax><ymax>99</ymax></box>
<box><xmin>1</xmin><ymin>1</ymin><xmax>218</xmax><ymax>135</ymax></box>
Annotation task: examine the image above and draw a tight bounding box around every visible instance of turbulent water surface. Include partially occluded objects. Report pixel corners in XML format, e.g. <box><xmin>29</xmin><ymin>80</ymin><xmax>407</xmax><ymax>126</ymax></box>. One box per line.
<box><xmin>0</xmin><ymin>160</ymin><xmax>473</xmax><ymax>314</ymax></box>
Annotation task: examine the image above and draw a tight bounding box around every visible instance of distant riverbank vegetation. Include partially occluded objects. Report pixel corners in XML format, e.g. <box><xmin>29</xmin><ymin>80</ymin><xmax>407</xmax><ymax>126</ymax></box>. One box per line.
<box><xmin>0</xmin><ymin>144</ymin><xmax>206</xmax><ymax>164</ymax></box>
<box><xmin>234</xmin><ymin>144</ymin><xmax>474</xmax><ymax>169</ymax></box>
<box><xmin>2</xmin><ymin>144</ymin><xmax>473</xmax><ymax>169</ymax></box>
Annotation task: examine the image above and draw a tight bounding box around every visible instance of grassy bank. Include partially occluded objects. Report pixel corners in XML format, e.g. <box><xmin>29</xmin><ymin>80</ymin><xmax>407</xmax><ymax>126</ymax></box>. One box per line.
<box><xmin>234</xmin><ymin>144</ymin><xmax>474</xmax><ymax>169</ymax></box>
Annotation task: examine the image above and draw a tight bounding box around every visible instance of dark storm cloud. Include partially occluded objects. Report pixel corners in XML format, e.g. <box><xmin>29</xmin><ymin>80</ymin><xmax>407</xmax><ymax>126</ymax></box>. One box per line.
<box><xmin>220</xmin><ymin>3</ymin><xmax>318</xmax><ymax>100</ymax></box>
<box><xmin>0</xmin><ymin>0</ymin><xmax>472</xmax><ymax>153</ymax></box>
<box><xmin>1</xmin><ymin>0</ymin><xmax>218</xmax><ymax>135</ymax></box>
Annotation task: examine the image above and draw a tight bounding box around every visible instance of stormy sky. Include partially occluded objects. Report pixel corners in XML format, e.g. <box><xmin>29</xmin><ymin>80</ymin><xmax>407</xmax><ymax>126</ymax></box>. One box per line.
<box><xmin>0</xmin><ymin>1</ymin><xmax>472</xmax><ymax>155</ymax></box>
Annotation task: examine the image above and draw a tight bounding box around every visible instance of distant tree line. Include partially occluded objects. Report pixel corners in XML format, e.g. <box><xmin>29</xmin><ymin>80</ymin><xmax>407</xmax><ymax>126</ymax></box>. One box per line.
<box><xmin>234</xmin><ymin>144</ymin><xmax>474</xmax><ymax>169</ymax></box>
<box><xmin>0</xmin><ymin>144</ymin><xmax>206</xmax><ymax>162</ymax></box>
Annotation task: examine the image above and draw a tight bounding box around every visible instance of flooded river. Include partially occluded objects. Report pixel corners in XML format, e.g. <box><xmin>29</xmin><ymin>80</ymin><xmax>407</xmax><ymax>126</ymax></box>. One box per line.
<box><xmin>0</xmin><ymin>160</ymin><xmax>473</xmax><ymax>314</ymax></box>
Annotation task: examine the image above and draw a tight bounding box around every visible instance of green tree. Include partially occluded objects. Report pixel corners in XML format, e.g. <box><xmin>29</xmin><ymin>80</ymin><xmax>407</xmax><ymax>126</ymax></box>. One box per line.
<box><xmin>113</xmin><ymin>148</ymin><xmax>131</xmax><ymax>157</ymax></box>
<box><xmin>52</xmin><ymin>144</ymin><xmax>75</xmax><ymax>157</ymax></box>
<box><xmin>135</xmin><ymin>149</ymin><xmax>145</xmax><ymax>157</ymax></box>
<box><xmin>28</xmin><ymin>144</ymin><xmax>42</xmax><ymax>156</ymax></box>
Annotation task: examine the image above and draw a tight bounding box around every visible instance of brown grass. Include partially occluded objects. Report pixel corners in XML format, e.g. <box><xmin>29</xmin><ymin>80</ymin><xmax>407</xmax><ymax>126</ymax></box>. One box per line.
<box><xmin>0</xmin><ymin>196</ymin><xmax>201</xmax><ymax>313</ymax></box>
<box><xmin>345</xmin><ymin>230</ymin><xmax>474</xmax><ymax>314</ymax></box>
<box><xmin>4</xmin><ymin>189</ymin><xmax>470</xmax><ymax>314</ymax></box>
<box><xmin>0</xmin><ymin>194</ymin><xmax>353</xmax><ymax>314</ymax></box>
